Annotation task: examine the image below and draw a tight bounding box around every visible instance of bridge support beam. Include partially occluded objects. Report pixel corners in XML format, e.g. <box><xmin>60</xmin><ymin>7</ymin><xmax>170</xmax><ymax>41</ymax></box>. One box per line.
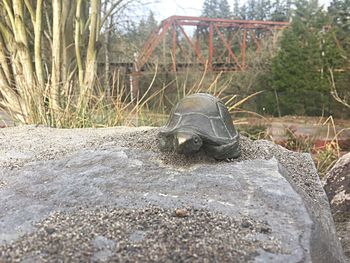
<box><xmin>136</xmin><ymin>16</ymin><xmax>289</xmax><ymax>73</ymax></box>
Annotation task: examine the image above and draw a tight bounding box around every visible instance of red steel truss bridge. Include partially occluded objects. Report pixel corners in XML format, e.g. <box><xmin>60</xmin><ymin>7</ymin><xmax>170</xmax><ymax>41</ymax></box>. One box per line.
<box><xmin>135</xmin><ymin>16</ymin><xmax>289</xmax><ymax>72</ymax></box>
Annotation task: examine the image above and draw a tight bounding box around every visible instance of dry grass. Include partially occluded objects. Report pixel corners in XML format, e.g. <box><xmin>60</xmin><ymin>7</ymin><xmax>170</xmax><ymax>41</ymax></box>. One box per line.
<box><xmin>238</xmin><ymin>115</ymin><xmax>348</xmax><ymax>178</ymax></box>
<box><xmin>2</xmin><ymin>62</ymin><xmax>262</xmax><ymax>128</ymax></box>
<box><xmin>277</xmin><ymin>116</ymin><xmax>346</xmax><ymax>177</ymax></box>
<box><xmin>313</xmin><ymin>116</ymin><xmax>349</xmax><ymax>177</ymax></box>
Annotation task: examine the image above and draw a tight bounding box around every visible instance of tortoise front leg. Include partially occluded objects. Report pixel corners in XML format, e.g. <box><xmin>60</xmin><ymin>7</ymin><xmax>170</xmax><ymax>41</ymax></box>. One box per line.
<box><xmin>203</xmin><ymin>140</ymin><xmax>241</xmax><ymax>160</ymax></box>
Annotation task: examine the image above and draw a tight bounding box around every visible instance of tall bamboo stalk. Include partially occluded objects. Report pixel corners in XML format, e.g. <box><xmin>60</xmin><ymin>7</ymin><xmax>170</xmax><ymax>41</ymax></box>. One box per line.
<box><xmin>34</xmin><ymin>0</ymin><xmax>44</xmax><ymax>87</ymax></box>
<box><xmin>13</xmin><ymin>0</ymin><xmax>34</xmax><ymax>88</ymax></box>
<box><xmin>61</xmin><ymin>0</ymin><xmax>75</xmax><ymax>84</ymax></box>
<box><xmin>103</xmin><ymin>0</ymin><xmax>111</xmax><ymax>98</ymax></box>
<box><xmin>51</xmin><ymin>0</ymin><xmax>62</xmax><ymax>112</ymax></box>
<box><xmin>78</xmin><ymin>0</ymin><xmax>101</xmax><ymax>109</ymax></box>
<box><xmin>75</xmin><ymin>0</ymin><xmax>84</xmax><ymax>87</ymax></box>
<box><xmin>0</xmin><ymin>0</ymin><xmax>122</xmax><ymax>127</ymax></box>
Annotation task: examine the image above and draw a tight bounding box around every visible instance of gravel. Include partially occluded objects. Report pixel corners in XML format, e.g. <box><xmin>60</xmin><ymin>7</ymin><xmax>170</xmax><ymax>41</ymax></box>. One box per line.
<box><xmin>0</xmin><ymin>207</ymin><xmax>278</xmax><ymax>263</ymax></box>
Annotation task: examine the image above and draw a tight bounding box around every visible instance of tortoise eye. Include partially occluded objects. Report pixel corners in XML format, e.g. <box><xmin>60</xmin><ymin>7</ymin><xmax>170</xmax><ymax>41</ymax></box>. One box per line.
<box><xmin>194</xmin><ymin>138</ymin><xmax>199</xmax><ymax>143</ymax></box>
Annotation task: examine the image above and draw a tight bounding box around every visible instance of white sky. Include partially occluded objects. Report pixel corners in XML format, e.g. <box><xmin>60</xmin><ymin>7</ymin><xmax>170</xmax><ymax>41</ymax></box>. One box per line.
<box><xmin>149</xmin><ymin>0</ymin><xmax>203</xmax><ymax>20</ymax></box>
<box><xmin>144</xmin><ymin>0</ymin><xmax>331</xmax><ymax>22</ymax></box>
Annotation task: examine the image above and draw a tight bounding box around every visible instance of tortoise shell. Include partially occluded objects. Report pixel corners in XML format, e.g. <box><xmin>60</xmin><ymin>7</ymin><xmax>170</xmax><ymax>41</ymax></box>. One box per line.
<box><xmin>158</xmin><ymin>93</ymin><xmax>240</xmax><ymax>159</ymax></box>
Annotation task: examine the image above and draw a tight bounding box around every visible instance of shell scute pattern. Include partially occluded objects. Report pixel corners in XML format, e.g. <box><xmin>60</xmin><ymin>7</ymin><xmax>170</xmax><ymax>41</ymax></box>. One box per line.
<box><xmin>158</xmin><ymin>93</ymin><xmax>240</xmax><ymax>160</ymax></box>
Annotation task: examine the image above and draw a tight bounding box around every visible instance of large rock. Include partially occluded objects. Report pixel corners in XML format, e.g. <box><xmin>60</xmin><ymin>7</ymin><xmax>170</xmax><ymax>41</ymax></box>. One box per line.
<box><xmin>324</xmin><ymin>152</ymin><xmax>350</xmax><ymax>259</ymax></box>
<box><xmin>0</xmin><ymin>126</ymin><xmax>346</xmax><ymax>262</ymax></box>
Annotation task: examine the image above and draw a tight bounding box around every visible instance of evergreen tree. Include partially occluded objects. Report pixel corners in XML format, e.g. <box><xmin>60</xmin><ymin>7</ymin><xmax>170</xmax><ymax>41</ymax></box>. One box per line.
<box><xmin>118</xmin><ymin>11</ymin><xmax>158</xmax><ymax>61</ymax></box>
<box><xmin>232</xmin><ymin>0</ymin><xmax>240</xmax><ymax>19</ymax></box>
<box><xmin>239</xmin><ymin>4</ymin><xmax>248</xmax><ymax>20</ymax></box>
<box><xmin>271</xmin><ymin>0</ymin><xmax>288</xmax><ymax>21</ymax></box>
<box><xmin>247</xmin><ymin>0</ymin><xmax>258</xmax><ymax>19</ymax></box>
<box><xmin>256</xmin><ymin>0</ymin><xmax>272</xmax><ymax>20</ymax></box>
<box><xmin>219</xmin><ymin>0</ymin><xmax>232</xmax><ymax>18</ymax></box>
<box><xmin>325</xmin><ymin>0</ymin><xmax>350</xmax><ymax>112</ymax></box>
<box><xmin>269</xmin><ymin>0</ymin><xmax>329</xmax><ymax>116</ymax></box>
<box><xmin>284</xmin><ymin>0</ymin><xmax>293</xmax><ymax>21</ymax></box>
<box><xmin>139</xmin><ymin>11</ymin><xmax>158</xmax><ymax>47</ymax></box>
<box><xmin>328</xmin><ymin>0</ymin><xmax>350</xmax><ymax>45</ymax></box>
<box><xmin>146</xmin><ymin>11</ymin><xmax>158</xmax><ymax>30</ymax></box>
<box><xmin>202</xmin><ymin>0</ymin><xmax>232</xmax><ymax>18</ymax></box>
<box><xmin>202</xmin><ymin>0</ymin><xmax>220</xmax><ymax>17</ymax></box>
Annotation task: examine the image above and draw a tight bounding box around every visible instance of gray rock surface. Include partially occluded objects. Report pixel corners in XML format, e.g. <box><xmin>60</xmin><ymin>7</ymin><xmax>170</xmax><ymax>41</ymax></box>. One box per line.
<box><xmin>0</xmin><ymin>126</ymin><xmax>346</xmax><ymax>262</ymax></box>
<box><xmin>324</xmin><ymin>152</ymin><xmax>350</xmax><ymax>259</ymax></box>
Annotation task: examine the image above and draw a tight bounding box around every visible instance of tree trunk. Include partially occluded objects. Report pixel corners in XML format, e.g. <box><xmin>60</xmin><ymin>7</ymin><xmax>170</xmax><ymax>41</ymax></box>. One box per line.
<box><xmin>103</xmin><ymin>0</ymin><xmax>111</xmax><ymax>98</ymax></box>
<box><xmin>0</xmin><ymin>66</ymin><xmax>22</xmax><ymax>115</ymax></box>
<box><xmin>0</xmin><ymin>27</ymin><xmax>23</xmax><ymax>117</ymax></box>
<box><xmin>61</xmin><ymin>0</ymin><xmax>76</xmax><ymax>84</ymax></box>
<box><xmin>51</xmin><ymin>0</ymin><xmax>62</xmax><ymax>112</ymax></box>
<box><xmin>0</xmin><ymin>21</ymin><xmax>22</xmax><ymax>95</ymax></box>
<box><xmin>34</xmin><ymin>0</ymin><xmax>44</xmax><ymax>87</ymax></box>
<box><xmin>13</xmin><ymin>0</ymin><xmax>34</xmax><ymax>89</ymax></box>
<box><xmin>75</xmin><ymin>0</ymin><xmax>84</xmax><ymax>87</ymax></box>
<box><xmin>78</xmin><ymin>0</ymin><xmax>101</xmax><ymax>109</ymax></box>
<box><xmin>85</xmin><ymin>0</ymin><xmax>100</xmax><ymax>87</ymax></box>
<box><xmin>0</xmin><ymin>33</ymin><xmax>13</xmax><ymax>86</ymax></box>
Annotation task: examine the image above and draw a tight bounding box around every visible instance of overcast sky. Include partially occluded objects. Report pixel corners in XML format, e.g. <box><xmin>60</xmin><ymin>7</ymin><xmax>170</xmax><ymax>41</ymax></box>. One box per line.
<box><xmin>149</xmin><ymin>0</ymin><xmax>203</xmax><ymax>20</ymax></box>
<box><xmin>144</xmin><ymin>0</ymin><xmax>331</xmax><ymax>21</ymax></box>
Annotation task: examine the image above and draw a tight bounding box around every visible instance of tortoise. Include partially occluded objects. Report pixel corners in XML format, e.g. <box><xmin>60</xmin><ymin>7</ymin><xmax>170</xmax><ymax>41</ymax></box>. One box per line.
<box><xmin>158</xmin><ymin>93</ymin><xmax>240</xmax><ymax>160</ymax></box>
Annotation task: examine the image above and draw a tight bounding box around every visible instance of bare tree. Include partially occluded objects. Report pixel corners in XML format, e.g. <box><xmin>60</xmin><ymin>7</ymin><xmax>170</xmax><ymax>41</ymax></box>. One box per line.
<box><xmin>329</xmin><ymin>67</ymin><xmax>350</xmax><ymax>109</ymax></box>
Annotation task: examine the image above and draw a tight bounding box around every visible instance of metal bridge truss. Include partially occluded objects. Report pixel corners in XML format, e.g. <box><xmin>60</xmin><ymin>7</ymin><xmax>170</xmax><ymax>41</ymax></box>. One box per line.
<box><xmin>136</xmin><ymin>16</ymin><xmax>289</xmax><ymax>72</ymax></box>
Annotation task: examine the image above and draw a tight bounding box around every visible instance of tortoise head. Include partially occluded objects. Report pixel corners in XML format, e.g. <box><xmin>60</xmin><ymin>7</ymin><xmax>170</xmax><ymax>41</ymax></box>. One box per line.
<box><xmin>174</xmin><ymin>131</ymin><xmax>202</xmax><ymax>154</ymax></box>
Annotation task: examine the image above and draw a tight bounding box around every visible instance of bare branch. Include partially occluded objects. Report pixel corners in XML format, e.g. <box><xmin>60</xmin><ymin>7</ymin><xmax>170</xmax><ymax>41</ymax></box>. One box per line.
<box><xmin>329</xmin><ymin>67</ymin><xmax>350</xmax><ymax>109</ymax></box>
<box><xmin>100</xmin><ymin>0</ymin><xmax>123</xmax><ymax>28</ymax></box>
